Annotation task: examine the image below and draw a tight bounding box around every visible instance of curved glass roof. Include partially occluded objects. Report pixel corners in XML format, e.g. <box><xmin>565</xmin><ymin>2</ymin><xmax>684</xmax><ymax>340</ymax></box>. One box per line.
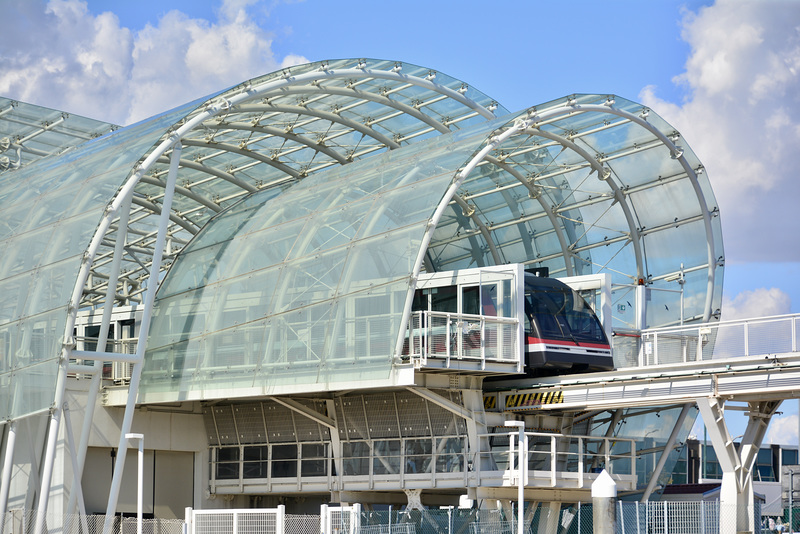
<box><xmin>0</xmin><ymin>98</ymin><xmax>117</xmax><ymax>173</ymax></box>
<box><xmin>0</xmin><ymin>101</ymin><xmax>202</xmax><ymax>420</ymax></box>
<box><xmin>0</xmin><ymin>58</ymin><xmax>723</xmax><ymax>415</ymax></box>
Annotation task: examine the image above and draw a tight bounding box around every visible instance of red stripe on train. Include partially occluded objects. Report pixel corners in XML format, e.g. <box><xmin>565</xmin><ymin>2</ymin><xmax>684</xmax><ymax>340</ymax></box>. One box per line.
<box><xmin>525</xmin><ymin>336</ymin><xmax>610</xmax><ymax>350</ymax></box>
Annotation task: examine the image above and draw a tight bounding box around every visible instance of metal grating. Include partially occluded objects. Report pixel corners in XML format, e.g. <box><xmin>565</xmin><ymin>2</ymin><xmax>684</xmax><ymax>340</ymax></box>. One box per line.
<box><xmin>363</xmin><ymin>393</ymin><xmax>401</xmax><ymax>439</ymax></box>
<box><xmin>203</xmin><ymin>407</ymin><xmax>221</xmax><ymax>446</ymax></box>
<box><xmin>337</xmin><ymin>396</ymin><xmax>370</xmax><ymax>441</ymax></box>
<box><xmin>233</xmin><ymin>404</ymin><xmax>268</xmax><ymax>444</ymax></box>
<box><xmin>263</xmin><ymin>402</ymin><xmax>297</xmax><ymax>443</ymax></box>
<box><xmin>396</xmin><ymin>393</ymin><xmax>431</xmax><ymax>438</ymax></box>
<box><xmin>212</xmin><ymin>406</ymin><xmax>239</xmax><ymax>446</ymax></box>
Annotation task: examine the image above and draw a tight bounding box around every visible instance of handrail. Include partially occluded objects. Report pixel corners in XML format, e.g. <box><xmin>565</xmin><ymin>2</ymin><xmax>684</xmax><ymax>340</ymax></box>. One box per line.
<box><xmin>405</xmin><ymin>310</ymin><xmax>520</xmax><ymax>370</ymax></box>
<box><xmin>616</xmin><ymin>313</ymin><xmax>800</xmax><ymax>367</ymax></box>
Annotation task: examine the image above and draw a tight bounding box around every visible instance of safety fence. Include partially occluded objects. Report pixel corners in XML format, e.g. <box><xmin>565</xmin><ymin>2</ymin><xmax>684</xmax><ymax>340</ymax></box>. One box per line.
<box><xmin>0</xmin><ymin>501</ymin><xmax>767</xmax><ymax>534</ymax></box>
<box><xmin>637</xmin><ymin>313</ymin><xmax>800</xmax><ymax>366</ymax></box>
<box><xmin>405</xmin><ymin>311</ymin><xmax>519</xmax><ymax>370</ymax></box>
<box><xmin>0</xmin><ymin>510</ymin><xmax>184</xmax><ymax>534</ymax></box>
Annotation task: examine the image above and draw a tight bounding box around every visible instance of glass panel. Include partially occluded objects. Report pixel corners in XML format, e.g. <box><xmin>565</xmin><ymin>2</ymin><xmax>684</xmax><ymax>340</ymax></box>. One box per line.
<box><xmin>342</xmin><ymin>441</ymin><xmax>370</xmax><ymax>476</ymax></box>
<box><xmin>373</xmin><ymin>440</ymin><xmax>401</xmax><ymax>475</ymax></box>
<box><xmin>301</xmin><ymin>443</ymin><xmax>328</xmax><ymax>477</ymax></box>
<box><xmin>141</xmin><ymin>121</ymin><xmax>498</xmax><ymax>402</ymax></box>
<box><xmin>404</xmin><ymin>438</ymin><xmax>432</xmax><ymax>474</ymax></box>
<box><xmin>271</xmin><ymin>444</ymin><xmax>298</xmax><ymax>478</ymax></box>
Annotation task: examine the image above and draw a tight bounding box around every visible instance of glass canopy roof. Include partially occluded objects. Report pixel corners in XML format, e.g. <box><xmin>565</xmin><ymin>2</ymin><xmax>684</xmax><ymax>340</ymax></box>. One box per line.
<box><xmin>0</xmin><ymin>98</ymin><xmax>117</xmax><ymax>173</ymax></box>
<box><xmin>0</xmin><ymin>58</ymin><xmax>723</xmax><ymax>416</ymax></box>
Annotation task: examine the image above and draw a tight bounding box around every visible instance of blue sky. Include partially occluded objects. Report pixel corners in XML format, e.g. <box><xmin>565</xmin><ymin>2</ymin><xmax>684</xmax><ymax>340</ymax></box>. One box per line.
<box><xmin>2</xmin><ymin>0</ymin><xmax>800</xmax><ymax>445</ymax></box>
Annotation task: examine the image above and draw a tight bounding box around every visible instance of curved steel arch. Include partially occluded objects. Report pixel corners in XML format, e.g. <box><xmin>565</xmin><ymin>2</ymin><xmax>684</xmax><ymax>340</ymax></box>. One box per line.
<box><xmin>525</xmin><ymin>101</ymin><xmax>717</xmax><ymax>320</ymax></box>
<box><xmin>45</xmin><ymin>63</ymin><xmax>499</xmax><ymax>530</ymax></box>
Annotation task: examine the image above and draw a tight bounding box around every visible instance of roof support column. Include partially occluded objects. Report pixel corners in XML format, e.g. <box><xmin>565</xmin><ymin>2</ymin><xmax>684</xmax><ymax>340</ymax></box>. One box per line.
<box><xmin>696</xmin><ymin>397</ymin><xmax>781</xmax><ymax>534</ymax></box>
<box><xmin>103</xmin><ymin>141</ymin><xmax>183</xmax><ymax>534</ymax></box>
<box><xmin>0</xmin><ymin>421</ymin><xmax>17</xmax><ymax>519</ymax></box>
<box><xmin>67</xmin><ymin>193</ymin><xmax>133</xmax><ymax>518</ymax></box>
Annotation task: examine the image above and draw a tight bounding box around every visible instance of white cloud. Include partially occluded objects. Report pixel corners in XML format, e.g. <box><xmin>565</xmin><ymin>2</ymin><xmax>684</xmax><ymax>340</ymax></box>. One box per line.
<box><xmin>721</xmin><ymin>287</ymin><xmax>792</xmax><ymax>321</ymax></box>
<box><xmin>766</xmin><ymin>412</ymin><xmax>799</xmax><ymax>446</ymax></box>
<box><xmin>640</xmin><ymin>0</ymin><xmax>800</xmax><ymax>264</ymax></box>
<box><xmin>0</xmin><ymin>0</ymin><xmax>308</xmax><ymax>125</ymax></box>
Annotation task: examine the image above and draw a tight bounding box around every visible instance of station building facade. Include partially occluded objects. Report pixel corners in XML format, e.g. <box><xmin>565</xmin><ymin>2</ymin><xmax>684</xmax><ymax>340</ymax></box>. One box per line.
<box><xmin>0</xmin><ymin>59</ymin><xmax>722</xmax><ymax>524</ymax></box>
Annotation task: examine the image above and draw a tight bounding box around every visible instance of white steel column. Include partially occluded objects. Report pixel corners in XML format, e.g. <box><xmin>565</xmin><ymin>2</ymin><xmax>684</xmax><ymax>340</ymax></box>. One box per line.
<box><xmin>537</xmin><ymin>502</ymin><xmax>560</xmax><ymax>534</ymax></box>
<box><xmin>504</xmin><ymin>420</ymin><xmax>525</xmax><ymax>534</ymax></box>
<box><xmin>68</xmin><ymin>194</ymin><xmax>133</xmax><ymax>519</ymax></box>
<box><xmin>695</xmin><ymin>397</ymin><xmax>781</xmax><ymax>534</ymax></box>
<box><xmin>0</xmin><ymin>421</ymin><xmax>16</xmax><ymax>518</ymax></box>
<box><xmin>125</xmin><ymin>434</ymin><xmax>144</xmax><ymax>534</ymax></box>
<box><xmin>103</xmin><ymin>142</ymin><xmax>182</xmax><ymax>534</ymax></box>
<box><xmin>62</xmin><ymin>406</ymin><xmax>89</xmax><ymax>534</ymax></box>
<box><xmin>35</xmin><ymin>335</ymin><xmax>73</xmax><ymax>534</ymax></box>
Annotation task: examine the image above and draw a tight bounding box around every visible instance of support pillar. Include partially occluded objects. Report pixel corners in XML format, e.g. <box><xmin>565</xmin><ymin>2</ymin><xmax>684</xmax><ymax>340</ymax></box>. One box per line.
<box><xmin>0</xmin><ymin>422</ymin><xmax>15</xmax><ymax>518</ymax></box>
<box><xmin>103</xmin><ymin>142</ymin><xmax>183</xmax><ymax>534</ymax></box>
<box><xmin>696</xmin><ymin>397</ymin><xmax>781</xmax><ymax>534</ymax></box>
<box><xmin>537</xmin><ymin>502</ymin><xmax>561</xmax><ymax>534</ymax></box>
<box><xmin>404</xmin><ymin>489</ymin><xmax>423</xmax><ymax>511</ymax></box>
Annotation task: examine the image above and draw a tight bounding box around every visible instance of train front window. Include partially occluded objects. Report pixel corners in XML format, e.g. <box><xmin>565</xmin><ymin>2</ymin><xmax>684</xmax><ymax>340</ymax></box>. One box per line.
<box><xmin>525</xmin><ymin>284</ymin><xmax>606</xmax><ymax>344</ymax></box>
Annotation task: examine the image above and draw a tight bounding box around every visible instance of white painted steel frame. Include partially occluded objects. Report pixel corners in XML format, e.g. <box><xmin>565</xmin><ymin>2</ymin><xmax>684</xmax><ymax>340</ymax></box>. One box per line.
<box><xmin>395</xmin><ymin>101</ymin><xmax>718</xmax><ymax>364</ymax></box>
<box><xmin>27</xmin><ymin>65</ymin><xmax>496</xmax><ymax>528</ymax></box>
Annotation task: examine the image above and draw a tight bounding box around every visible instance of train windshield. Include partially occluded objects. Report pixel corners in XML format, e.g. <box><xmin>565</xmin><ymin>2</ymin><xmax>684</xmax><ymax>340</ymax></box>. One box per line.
<box><xmin>524</xmin><ymin>279</ymin><xmax>608</xmax><ymax>344</ymax></box>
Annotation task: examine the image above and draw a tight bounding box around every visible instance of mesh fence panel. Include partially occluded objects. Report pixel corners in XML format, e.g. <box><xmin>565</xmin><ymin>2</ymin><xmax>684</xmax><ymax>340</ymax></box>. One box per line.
<box><xmin>286</xmin><ymin>515</ymin><xmax>320</xmax><ymax>534</ymax></box>
<box><xmin>0</xmin><ymin>502</ymin><xmax>770</xmax><ymax>534</ymax></box>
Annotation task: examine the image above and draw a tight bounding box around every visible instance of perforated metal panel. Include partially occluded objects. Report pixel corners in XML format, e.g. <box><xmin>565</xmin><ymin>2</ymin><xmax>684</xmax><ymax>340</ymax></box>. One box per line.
<box><xmin>396</xmin><ymin>393</ymin><xmax>431</xmax><ymax>438</ymax></box>
<box><xmin>263</xmin><ymin>402</ymin><xmax>296</xmax><ymax>443</ymax></box>
<box><xmin>203</xmin><ymin>407</ymin><xmax>221</xmax><ymax>446</ymax></box>
<box><xmin>363</xmin><ymin>394</ymin><xmax>401</xmax><ymax>439</ymax></box>
<box><xmin>233</xmin><ymin>404</ymin><xmax>268</xmax><ymax>444</ymax></box>
<box><xmin>212</xmin><ymin>406</ymin><xmax>239</xmax><ymax>446</ymax></box>
<box><xmin>337</xmin><ymin>396</ymin><xmax>369</xmax><ymax>441</ymax></box>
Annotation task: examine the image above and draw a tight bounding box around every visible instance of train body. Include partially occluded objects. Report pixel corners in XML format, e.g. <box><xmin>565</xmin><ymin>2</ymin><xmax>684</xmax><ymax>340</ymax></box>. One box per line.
<box><xmin>522</xmin><ymin>274</ymin><xmax>613</xmax><ymax>373</ymax></box>
<box><xmin>413</xmin><ymin>265</ymin><xmax>613</xmax><ymax>375</ymax></box>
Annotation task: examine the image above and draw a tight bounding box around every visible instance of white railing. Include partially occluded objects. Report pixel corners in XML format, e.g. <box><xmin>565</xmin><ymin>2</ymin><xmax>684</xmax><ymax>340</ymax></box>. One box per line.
<box><xmin>617</xmin><ymin>313</ymin><xmax>800</xmax><ymax>367</ymax></box>
<box><xmin>477</xmin><ymin>430</ymin><xmax>638</xmax><ymax>491</ymax></box>
<box><xmin>72</xmin><ymin>336</ymin><xmax>138</xmax><ymax>381</ymax></box>
<box><xmin>191</xmin><ymin>507</ymin><xmax>285</xmax><ymax>534</ymax></box>
<box><xmin>405</xmin><ymin>311</ymin><xmax>519</xmax><ymax>370</ymax></box>
<box><xmin>209</xmin><ymin>430</ymin><xmax>637</xmax><ymax>494</ymax></box>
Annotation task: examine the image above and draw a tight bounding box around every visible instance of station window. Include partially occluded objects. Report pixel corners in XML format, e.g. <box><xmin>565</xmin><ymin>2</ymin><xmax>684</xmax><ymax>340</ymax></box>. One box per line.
<box><xmin>243</xmin><ymin>445</ymin><xmax>268</xmax><ymax>479</ymax></box>
<box><xmin>271</xmin><ymin>444</ymin><xmax>298</xmax><ymax>478</ymax></box>
<box><xmin>342</xmin><ymin>442</ymin><xmax>370</xmax><ymax>476</ymax></box>
<box><xmin>436</xmin><ymin>437</ymin><xmax>465</xmax><ymax>473</ymax></box>
<box><xmin>215</xmin><ymin>447</ymin><xmax>240</xmax><ymax>480</ymax></box>
<box><xmin>755</xmin><ymin>448</ymin><xmax>776</xmax><ymax>481</ymax></box>
<box><xmin>404</xmin><ymin>438</ymin><xmax>432</xmax><ymax>474</ymax></box>
<box><xmin>373</xmin><ymin>440</ymin><xmax>401</xmax><ymax>475</ymax></box>
<box><xmin>301</xmin><ymin>443</ymin><xmax>327</xmax><ymax>477</ymax></box>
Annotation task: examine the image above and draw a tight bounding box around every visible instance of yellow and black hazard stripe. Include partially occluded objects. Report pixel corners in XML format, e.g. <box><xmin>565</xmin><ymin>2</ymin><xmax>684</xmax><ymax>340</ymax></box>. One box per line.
<box><xmin>483</xmin><ymin>394</ymin><xmax>497</xmax><ymax>410</ymax></box>
<box><xmin>504</xmin><ymin>390</ymin><xmax>564</xmax><ymax>409</ymax></box>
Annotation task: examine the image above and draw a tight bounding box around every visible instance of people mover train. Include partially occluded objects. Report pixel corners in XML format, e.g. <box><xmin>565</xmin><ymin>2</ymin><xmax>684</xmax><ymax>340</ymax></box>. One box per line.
<box><xmin>410</xmin><ymin>264</ymin><xmax>613</xmax><ymax>375</ymax></box>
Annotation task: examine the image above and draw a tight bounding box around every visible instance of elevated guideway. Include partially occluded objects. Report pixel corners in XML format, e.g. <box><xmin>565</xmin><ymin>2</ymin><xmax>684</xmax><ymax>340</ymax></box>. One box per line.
<box><xmin>487</xmin><ymin>352</ymin><xmax>800</xmax><ymax>413</ymax></box>
<box><xmin>484</xmin><ymin>313</ymin><xmax>800</xmax><ymax>413</ymax></box>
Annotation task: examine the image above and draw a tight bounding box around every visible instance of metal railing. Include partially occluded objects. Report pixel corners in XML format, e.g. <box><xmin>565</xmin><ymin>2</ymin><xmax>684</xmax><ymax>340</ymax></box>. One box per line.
<box><xmin>0</xmin><ymin>502</ymin><xmax>764</xmax><ymax>534</ymax></box>
<box><xmin>209</xmin><ymin>430</ymin><xmax>637</xmax><ymax>494</ymax></box>
<box><xmin>405</xmin><ymin>311</ymin><xmax>519</xmax><ymax>370</ymax></box>
<box><xmin>71</xmin><ymin>337</ymin><xmax>138</xmax><ymax>381</ymax></box>
<box><xmin>613</xmin><ymin>313</ymin><xmax>800</xmax><ymax>368</ymax></box>
<box><xmin>477</xmin><ymin>430</ymin><xmax>638</xmax><ymax>490</ymax></box>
